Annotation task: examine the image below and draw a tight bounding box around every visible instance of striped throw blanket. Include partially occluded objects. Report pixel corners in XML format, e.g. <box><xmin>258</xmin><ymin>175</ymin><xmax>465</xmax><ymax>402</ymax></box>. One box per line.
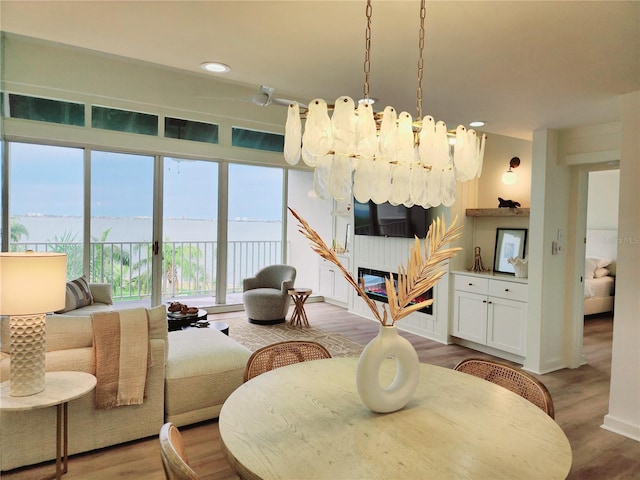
<box><xmin>92</xmin><ymin>308</ymin><xmax>152</xmax><ymax>409</ymax></box>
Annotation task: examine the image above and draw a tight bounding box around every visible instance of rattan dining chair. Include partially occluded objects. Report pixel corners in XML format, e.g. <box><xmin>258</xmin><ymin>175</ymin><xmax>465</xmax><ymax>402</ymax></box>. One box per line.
<box><xmin>243</xmin><ymin>340</ymin><xmax>332</xmax><ymax>382</ymax></box>
<box><xmin>159</xmin><ymin>422</ymin><xmax>201</xmax><ymax>480</ymax></box>
<box><xmin>453</xmin><ymin>358</ymin><xmax>555</xmax><ymax>418</ymax></box>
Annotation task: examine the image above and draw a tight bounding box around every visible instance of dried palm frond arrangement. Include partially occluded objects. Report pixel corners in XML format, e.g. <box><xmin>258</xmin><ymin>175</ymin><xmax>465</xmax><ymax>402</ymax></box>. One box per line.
<box><xmin>289</xmin><ymin>207</ymin><xmax>463</xmax><ymax>326</ymax></box>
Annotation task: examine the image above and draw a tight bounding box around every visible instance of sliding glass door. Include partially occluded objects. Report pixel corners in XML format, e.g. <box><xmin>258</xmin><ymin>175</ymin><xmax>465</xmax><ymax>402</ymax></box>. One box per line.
<box><xmin>3</xmin><ymin>142</ymin><xmax>288</xmax><ymax>310</ymax></box>
<box><xmin>91</xmin><ymin>151</ymin><xmax>155</xmax><ymax>307</ymax></box>
<box><xmin>227</xmin><ymin>163</ymin><xmax>284</xmax><ymax>304</ymax></box>
<box><xmin>162</xmin><ymin>158</ymin><xmax>218</xmax><ymax>306</ymax></box>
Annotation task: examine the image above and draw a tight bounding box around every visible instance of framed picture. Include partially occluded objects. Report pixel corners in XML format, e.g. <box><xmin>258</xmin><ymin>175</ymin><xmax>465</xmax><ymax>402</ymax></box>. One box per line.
<box><xmin>494</xmin><ymin>228</ymin><xmax>528</xmax><ymax>274</ymax></box>
<box><xmin>345</xmin><ymin>223</ymin><xmax>351</xmax><ymax>253</ymax></box>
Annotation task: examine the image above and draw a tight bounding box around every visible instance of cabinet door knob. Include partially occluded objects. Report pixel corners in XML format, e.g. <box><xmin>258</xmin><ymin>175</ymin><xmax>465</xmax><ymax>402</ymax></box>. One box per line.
<box><xmin>468</xmin><ymin>283</ymin><xmax>473</xmax><ymax>286</ymax></box>
<box><xmin>487</xmin><ymin>301</ymin><xmax>493</xmax><ymax>304</ymax></box>
<box><xmin>505</xmin><ymin>288</ymin><xmax>510</xmax><ymax>292</ymax></box>
<box><xmin>483</xmin><ymin>300</ymin><xmax>487</xmax><ymax>303</ymax></box>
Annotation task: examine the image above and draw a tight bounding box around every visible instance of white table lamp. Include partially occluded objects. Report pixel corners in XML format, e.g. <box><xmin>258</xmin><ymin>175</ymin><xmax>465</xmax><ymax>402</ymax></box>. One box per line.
<box><xmin>0</xmin><ymin>252</ymin><xmax>67</xmax><ymax>396</ymax></box>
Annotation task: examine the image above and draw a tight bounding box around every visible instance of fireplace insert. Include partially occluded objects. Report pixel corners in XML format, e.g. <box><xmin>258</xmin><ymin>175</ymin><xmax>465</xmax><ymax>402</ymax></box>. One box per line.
<box><xmin>357</xmin><ymin>267</ymin><xmax>433</xmax><ymax>315</ymax></box>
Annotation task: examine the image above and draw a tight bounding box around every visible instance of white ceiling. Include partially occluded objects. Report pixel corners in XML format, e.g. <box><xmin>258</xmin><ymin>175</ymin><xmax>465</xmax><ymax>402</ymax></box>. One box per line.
<box><xmin>2</xmin><ymin>0</ymin><xmax>639</xmax><ymax>140</ymax></box>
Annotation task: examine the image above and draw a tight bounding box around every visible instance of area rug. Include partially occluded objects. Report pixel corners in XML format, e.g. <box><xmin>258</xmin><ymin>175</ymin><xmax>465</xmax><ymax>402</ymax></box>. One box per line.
<box><xmin>223</xmin><ymin>315</ymin><xmax>364</xmax><ymax>357</ymax></box>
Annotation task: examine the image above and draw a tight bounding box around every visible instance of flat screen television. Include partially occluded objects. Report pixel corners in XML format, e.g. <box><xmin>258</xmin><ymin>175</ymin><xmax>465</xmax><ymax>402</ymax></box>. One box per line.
<box><xmin>354</xmin><ymin>199</ymin><xmax>438</xmax><ymax>239</ymax></box>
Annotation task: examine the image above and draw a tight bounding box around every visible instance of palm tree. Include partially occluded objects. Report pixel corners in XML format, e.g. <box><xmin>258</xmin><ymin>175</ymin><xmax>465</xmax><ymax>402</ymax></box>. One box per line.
<box><xmin>45</xmin><ymin>230</ymin><xmax>83</xmax><ymax>278</ymax></box>
<box><xmin>131</xmin><ymin>240</ymin><xmax>210</xmax><ymax>298</ymax></box>
<box><xmin>90</xmin><ymin>228</ymin><xmax>130</xmax><ymax>296</ymax></box>
<box><xmin>10</xmin><ymin>218</ymin><xmax>29</xmax><ymax>243</ymax></box>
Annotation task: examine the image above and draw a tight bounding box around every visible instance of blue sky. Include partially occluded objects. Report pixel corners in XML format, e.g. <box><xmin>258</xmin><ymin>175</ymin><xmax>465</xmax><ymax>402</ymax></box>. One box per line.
<box><xmin>9</xmin><ymin>143</ymin><xmax>284</xmax><ymax>221</ymax></box>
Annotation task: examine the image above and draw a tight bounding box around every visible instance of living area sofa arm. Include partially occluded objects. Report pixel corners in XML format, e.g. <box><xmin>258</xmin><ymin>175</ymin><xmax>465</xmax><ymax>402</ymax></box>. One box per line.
<box><xmin>89</xmin><ymin>283</ymin><xmax>113</xmax><ymax>305</ymax></box>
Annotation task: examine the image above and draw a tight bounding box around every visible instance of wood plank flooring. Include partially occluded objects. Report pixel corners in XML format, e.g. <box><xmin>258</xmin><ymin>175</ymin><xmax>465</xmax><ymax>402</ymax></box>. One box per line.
<box><xmin>3</xmin><ymin>303</ymin><xmax>639</xmax><ymax>479</ymax></box>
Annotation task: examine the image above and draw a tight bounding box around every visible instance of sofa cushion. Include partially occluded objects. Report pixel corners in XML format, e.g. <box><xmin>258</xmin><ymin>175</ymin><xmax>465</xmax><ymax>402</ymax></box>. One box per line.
<box><xmin>56</xmin><ymin>276</ymin><xmax>94</xmax><ymax>313</ymax></box>
<box><xmin>89</xmin><ymin>283</ymin><xmax>113</xmax><ymax>305</ymax></box>
<box><xmin>59</xmin><ymin>302</ymin><xmax>113</xmax><ymax>316</ymax></box>
<box><xmin>1</xmin><ymin>305</ymin><xmax>167</xmax><ymax>354</ymax></box>
<box><xmin>45</xmin><ymin>314</ymin><xmax>95</xmax><ymax>351</ymax></box>
<box><xmin>165</xmin><ymin>328</ymin><xmax>250</xmax><ymax>422</ymax></box>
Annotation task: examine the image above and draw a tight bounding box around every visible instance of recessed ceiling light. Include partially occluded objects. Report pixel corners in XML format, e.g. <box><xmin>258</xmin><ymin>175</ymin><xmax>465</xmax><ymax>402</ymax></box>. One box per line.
<box><xmin>200</xmin><ymin>62</ymin><xmax>231</xmax><ymax>73</ymax></box>
<box><xmin>357</xmin><ymin>97</ymin><xmax>378</xmax><ymax>105</ymax></box>
<box><xmin>469</xmin><ymin>121</ymin><xmax>485</xmax><ymax>127</ymax></box>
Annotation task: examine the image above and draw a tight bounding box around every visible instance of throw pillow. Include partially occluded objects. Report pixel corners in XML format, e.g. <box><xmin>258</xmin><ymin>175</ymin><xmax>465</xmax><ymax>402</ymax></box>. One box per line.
<box><xmin>593</xmin><ymin>267</ymin><xmax>610</xmax><ymax>278</ymax></box>
<box><xmin>56</xmin><ymin>276</ymin><xmax>94</xmax><ymax>313</ymax></box>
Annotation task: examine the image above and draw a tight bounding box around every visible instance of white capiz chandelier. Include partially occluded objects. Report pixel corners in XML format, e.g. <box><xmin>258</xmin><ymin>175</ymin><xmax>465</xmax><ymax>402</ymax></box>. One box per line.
<box><xmin>283</xmin><ymin>0</ymin><xmax>485</xmax><ymax>208</ymax></box>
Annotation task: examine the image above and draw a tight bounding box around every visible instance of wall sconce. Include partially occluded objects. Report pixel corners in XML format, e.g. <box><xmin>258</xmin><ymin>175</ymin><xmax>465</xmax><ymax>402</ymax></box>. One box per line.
<box><xmin>0</xmin><ymin>251</ymin><xmax>67</xmax><ymax>396</ymax></box>
<box><xmin>502</xmin><ymin>157</ymin><xmax>521</xmax><ymax>185</ymax></box>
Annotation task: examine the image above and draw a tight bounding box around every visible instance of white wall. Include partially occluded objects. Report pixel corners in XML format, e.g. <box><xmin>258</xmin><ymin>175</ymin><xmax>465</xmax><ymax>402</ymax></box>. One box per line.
<box><xmin>587</xmin><ymin>170</ymin><xmax>620</xmax><ymax>229</ymax></box>
<box><xmin>476</xmin><ymin>133</ymin><xmax>532</xmax><ymax>208</ymax></box>
<box><xmin>603</xmin><ymin>91</ymin><xmax>640</xmax><ymax>441</ymax></box>
<box><xmin>287</xmin><ymin>170</ymin><xmax>332</xmax><ymax>293</ymax></box>
<box><xmin>527</xmin><ymin>129</ymin><xmax>570</xmax><ymax>374</ymax></box>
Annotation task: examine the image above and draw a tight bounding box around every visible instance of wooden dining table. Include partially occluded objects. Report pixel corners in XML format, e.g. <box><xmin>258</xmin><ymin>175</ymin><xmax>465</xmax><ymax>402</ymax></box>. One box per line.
<box><xmin>219</xmin><ymin>357</ymin><xmax>572</xmax><ymax>480</ymax></box>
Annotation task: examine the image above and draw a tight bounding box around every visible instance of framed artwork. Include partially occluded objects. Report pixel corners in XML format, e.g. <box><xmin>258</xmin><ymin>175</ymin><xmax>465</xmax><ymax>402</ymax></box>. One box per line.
<box><xmin>345</xmin><ymin>223</ymin><xmax>351</xmax><ymax>253</ymax></box>
<box><xmin>494</xmin><ymin>228</ymin><xmax>528</xmax><ymax>274</ymax></box>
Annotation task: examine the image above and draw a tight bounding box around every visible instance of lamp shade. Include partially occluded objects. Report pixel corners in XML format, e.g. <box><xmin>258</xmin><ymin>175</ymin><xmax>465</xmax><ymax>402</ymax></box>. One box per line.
<box><xmin>502</xmin><ymin>170</ymin><xmax>517</xmax><ymax>185</ymax></box>
<box><xmin>0</xmin><ymin>252</ymin><xmax>67</xmax><ymax>315</ymax></box>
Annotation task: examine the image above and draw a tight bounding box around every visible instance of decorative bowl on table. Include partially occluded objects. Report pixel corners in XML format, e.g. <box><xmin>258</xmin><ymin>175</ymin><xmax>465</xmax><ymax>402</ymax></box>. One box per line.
<box><xmin>167</xmin><ymin>302</ymin><xmax>200</xmax><ymax>330</ymax></box>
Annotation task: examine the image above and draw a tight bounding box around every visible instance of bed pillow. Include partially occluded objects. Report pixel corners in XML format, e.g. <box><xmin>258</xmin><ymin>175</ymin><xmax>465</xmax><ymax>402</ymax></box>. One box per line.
<box><xmin>585</xmin><ymin>257</ymin><xmax>613</xmax><ymax>279</ymax></box>
<box><xmin>593</xmin><ymin>267</ymin><xmax>610</xmax><ymax>278</ymax></box>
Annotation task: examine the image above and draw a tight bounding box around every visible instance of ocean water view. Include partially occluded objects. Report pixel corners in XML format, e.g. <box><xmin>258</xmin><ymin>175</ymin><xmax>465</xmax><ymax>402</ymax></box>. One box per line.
<box><xmin>12</xmin><ymin>215</ymin><xmax>282</xmax><ymax>243</ymax></box>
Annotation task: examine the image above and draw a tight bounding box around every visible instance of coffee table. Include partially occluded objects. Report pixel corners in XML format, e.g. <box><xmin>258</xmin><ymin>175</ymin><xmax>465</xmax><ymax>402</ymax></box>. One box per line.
<box><xmin>167</xmin><ymin>308</ymin><xmax>208</xmax><ymax>331</ymax></box>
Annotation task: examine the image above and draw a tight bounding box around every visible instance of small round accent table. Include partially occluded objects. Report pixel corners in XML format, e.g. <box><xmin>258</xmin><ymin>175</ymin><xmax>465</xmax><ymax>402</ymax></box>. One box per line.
<box><xmin>288</xmin><ymin>288</ymin><xmax>312</xmax><ymax>327</ymax></box>
<box><xmin>210</xmin><ymin>321</ymin><xmax>230</xmax><ymax>335</ymax></box>
<box><xmin>0</xmin><ymin>371</ymin><xmax>96</xmax><ymax>479</ymax></box>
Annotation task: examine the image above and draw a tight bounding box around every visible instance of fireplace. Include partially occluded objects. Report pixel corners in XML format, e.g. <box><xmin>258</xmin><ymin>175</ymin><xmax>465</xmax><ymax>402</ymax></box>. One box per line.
<box><xmin>357</xmin><ymin>267</ymin><xmax>433</xmax><ymax>315</ymax></box>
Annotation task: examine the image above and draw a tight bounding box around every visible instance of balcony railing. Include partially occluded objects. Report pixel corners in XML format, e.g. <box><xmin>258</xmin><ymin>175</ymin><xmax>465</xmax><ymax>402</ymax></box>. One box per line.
<box><xmin>11</xmin><ymin>240</ymin><xmax>282</xmax><ymax>303</ymax></box>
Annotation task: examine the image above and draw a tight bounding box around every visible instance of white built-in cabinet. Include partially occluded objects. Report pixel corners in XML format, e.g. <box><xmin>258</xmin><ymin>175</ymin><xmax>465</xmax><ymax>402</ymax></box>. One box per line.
<box><xmin>319</xmin><ymin>255</ymin><xmax>350</xmax><ymax>306</ymax></box>
<box><xmin>452</xmin><ymin>272</ymin><xmax>528</xmax><ymax>359</ymax></box>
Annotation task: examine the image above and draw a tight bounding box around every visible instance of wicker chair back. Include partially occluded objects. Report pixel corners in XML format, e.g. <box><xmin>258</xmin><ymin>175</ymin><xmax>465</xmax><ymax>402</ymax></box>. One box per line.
<box><xmin>454</xmin><ymin>358</ymin><xmax>555</xmax><ymax>418</ymax></box>
<box><xmin>159</xmin><ymin>422</ymin><xmax>201</xmax><ymax>480</ymax></box>
<box><xmin>244</xmin><ymin>340</ymin><xmax>331</xmax><ymax>382</ymax></box>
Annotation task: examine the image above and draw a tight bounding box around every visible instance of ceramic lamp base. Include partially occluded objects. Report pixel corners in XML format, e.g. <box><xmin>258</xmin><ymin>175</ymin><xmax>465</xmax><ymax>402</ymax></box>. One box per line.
<box><xmin>10</xmin><ymin>314</ymin><xmax>46</xmax><ymax>397</ymax></box>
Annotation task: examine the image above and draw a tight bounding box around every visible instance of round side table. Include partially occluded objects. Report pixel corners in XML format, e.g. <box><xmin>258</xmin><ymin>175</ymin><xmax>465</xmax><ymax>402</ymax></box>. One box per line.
<box><xmin>288</xmin><ymin>288</ymin><xmax>312</xmax><ymax>327</ymax></box>
<box><xmin>0</xmin><ymin>371</ymin><xmax>96</xmax><ymax>479</ymax></box>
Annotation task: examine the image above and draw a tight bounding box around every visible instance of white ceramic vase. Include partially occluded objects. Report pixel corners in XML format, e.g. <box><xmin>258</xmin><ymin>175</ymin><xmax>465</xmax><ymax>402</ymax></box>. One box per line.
<box><xmin>508</xmin><ymin>256</ymin><xmax>529</xmax><ymax>278</ymax></box>
<box><xmin>356</xmin><ymin>324</ymin><xmax>420</xmax><ymax>413</ymax></box>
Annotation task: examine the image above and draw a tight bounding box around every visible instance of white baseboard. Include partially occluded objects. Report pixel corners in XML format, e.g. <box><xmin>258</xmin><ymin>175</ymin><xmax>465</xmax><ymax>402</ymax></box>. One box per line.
<box><xmin>602</xmin><ymin>414</ymin><xmax>640</xmax><ymax>442</ymax></box>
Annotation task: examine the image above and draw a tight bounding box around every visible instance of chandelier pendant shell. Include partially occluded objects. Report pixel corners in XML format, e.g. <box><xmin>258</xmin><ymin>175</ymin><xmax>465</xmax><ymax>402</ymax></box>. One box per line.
<box><xmin>284</xmin><ymin>0</ymin><xmax>486</xmax><ymax>208</ymax></box>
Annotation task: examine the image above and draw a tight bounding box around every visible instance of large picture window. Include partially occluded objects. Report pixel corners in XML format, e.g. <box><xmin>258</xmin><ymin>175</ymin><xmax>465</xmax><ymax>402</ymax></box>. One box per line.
<box><xmin>8</xmin><ymin>143</ymin><xmax>84</xmax><ymax>278</ymax></box>
<box><xmin>227</xmin><ymin>163</ymin><xmax>284</xmax><ymax>302</ymax></box>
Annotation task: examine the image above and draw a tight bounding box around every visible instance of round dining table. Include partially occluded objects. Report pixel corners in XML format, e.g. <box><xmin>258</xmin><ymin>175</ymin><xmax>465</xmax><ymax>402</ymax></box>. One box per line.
<box><xmin>219</xmin><ymin>357</ymin><xmax>572</xmax><ymax>480</ymax></box>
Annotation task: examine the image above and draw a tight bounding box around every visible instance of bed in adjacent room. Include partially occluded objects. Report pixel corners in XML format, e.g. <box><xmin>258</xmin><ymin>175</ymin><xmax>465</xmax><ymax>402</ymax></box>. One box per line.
<box><xmin>584</xmin><ymin>229</ymin><xmax>617</xmax><ymax>316</ymax></box>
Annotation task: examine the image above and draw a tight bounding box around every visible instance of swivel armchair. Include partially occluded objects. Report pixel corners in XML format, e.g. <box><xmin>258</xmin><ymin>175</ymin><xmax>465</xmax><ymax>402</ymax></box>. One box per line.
<box><xmin>242</xmin><ymin>264</ymin><xmax>296</xmax><ymax>324</ymax></box>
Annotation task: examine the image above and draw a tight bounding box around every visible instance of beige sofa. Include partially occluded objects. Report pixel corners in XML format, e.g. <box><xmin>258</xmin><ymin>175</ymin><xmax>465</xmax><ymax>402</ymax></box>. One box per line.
<box><xmin>56</xmin><ymin>282</ymin><xmax>114</xmax><ymax>315</ymax></box>
<box><xmin>0</xmin><ymin>305</ymin><xmax>251</xmax><ymax>472</ymax></box>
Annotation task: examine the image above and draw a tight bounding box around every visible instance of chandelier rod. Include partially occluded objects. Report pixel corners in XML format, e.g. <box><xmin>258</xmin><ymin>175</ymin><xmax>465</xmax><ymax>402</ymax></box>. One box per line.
<box><xmin>363</xmin><ymin>0</ymin><xmax>373</xmax><ymax>102</ymax></box>
<box><xmin>416</xmin><ymin>0</ymin><xmax>426</xmax><ymax>121</ymax></box>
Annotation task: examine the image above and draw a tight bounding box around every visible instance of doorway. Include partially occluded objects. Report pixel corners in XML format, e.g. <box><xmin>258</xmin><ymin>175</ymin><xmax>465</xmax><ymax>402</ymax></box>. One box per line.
<box><xmin>582</xmin><ymin>169</ymin><xmax>619</xmax><ymax>362</ymax></box>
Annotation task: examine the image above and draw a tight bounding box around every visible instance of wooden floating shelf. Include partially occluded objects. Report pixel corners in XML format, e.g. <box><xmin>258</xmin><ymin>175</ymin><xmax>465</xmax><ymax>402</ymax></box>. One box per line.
<box><xmin>465</xmin><ymin>208</ymin><xmax>530</xmax><ymax>217</ymax></box>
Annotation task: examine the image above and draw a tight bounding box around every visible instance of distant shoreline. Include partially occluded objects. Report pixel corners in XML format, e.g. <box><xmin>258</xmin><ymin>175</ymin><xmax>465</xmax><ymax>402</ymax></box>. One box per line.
<box><xmin>11</xmin><ymin>215</ymin><xmax>282</xmax><ymax>243</ymax></box>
